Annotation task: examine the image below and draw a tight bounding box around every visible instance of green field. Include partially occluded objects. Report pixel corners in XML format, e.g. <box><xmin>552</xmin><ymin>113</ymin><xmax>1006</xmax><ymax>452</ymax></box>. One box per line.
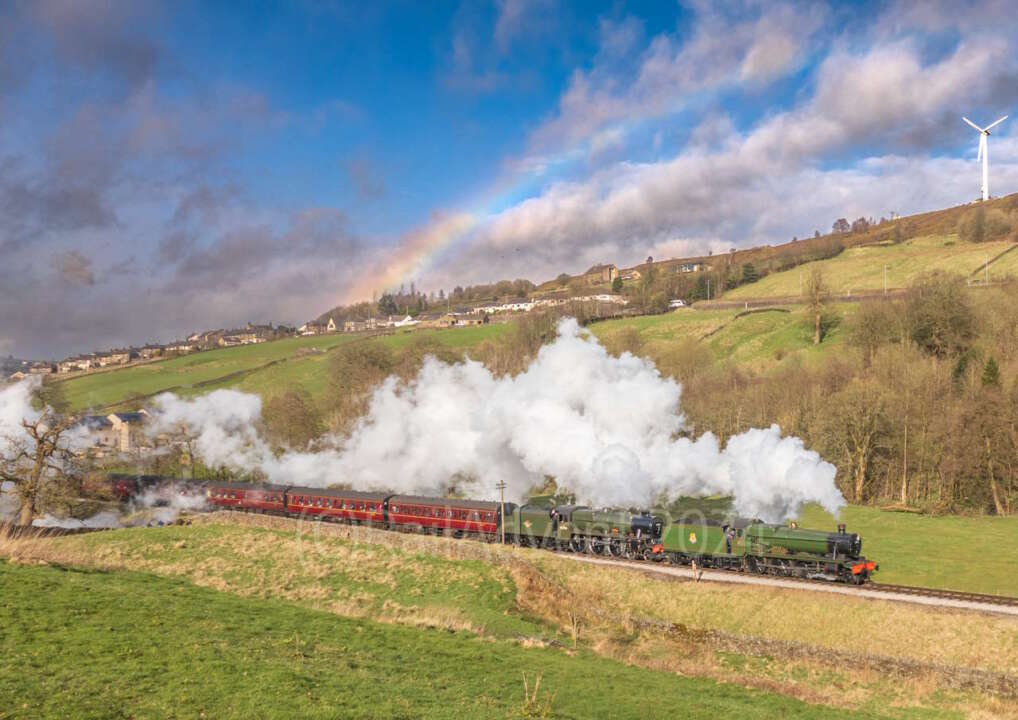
<box><xmin>54</xmin><ymin>324</ymin><xmax>511</xmax><ymax>413</ymax></box>
<box><xmin>4</xmin><ymin>517</ymin><xmax>1006</xmax><ymax>718</ymax></box>
<box><xmin>797</xmin><ymin>504</ymin><xmax>1018</xmax><ymax>596</ymax></box>
<box><xmin>724</xmin><ymin>235</ymin><xmax>1018</xmax><ymax>299</ymax></box>
<box><xmin>590</xmin><ymin>303</ymin><xmax>859</xmax><ymax>370</ymax></box>
<box><xmin>1</xmin><ymin>561</ymin><xmax>869</xmax><ymax>720</ymax></box>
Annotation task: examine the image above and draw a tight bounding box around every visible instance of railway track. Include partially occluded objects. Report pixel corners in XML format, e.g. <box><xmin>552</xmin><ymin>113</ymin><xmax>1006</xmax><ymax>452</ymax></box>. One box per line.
<box><xmin>560</xmin><ymin>553</ymin><xmax>1018</xmax><ymax>615</ymax></box>
<box><xmin>208</xmin><ymin>509</ymin><xmax>1018</xmax><ymax>612</ymax></box>
<box><xmin>867</xmin><ymin>582</ymin><xmax>1018</xmax><ymax>608</ymax></box>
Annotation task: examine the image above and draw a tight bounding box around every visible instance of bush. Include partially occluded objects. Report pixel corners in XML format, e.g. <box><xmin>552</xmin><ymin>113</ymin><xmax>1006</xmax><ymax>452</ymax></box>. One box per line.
<box><xmin>263</xmin><ymin>387</ymin><xmax>323</xmax><ymax>449</ymax></box>
<box><xmin>849</xmin><ymin>301</ymin><xmax>903</xmax><ymax>364</ymax></box>
<box><xmin>906</xmin><ymin>273</ymin><xmax>977</xmax><ymax>357</ymax></box>
<box><xmin>957</xmin><ymin>206</ymin><xmax>1014</xmax><ymax>243</ymax></box>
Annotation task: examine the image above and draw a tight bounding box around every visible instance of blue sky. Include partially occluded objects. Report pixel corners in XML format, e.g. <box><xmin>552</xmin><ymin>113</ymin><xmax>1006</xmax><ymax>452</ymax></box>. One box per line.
<box><xmin>2</xmin><ymin>0</ymin><xmax>1018</xmax><ymax>358</ymax></box>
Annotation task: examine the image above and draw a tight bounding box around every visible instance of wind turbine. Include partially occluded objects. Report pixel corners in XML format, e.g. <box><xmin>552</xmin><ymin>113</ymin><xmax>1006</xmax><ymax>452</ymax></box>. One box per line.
<box><xmin>963</xmin><ymin>115</ymin><xmax>1008</xmax><ymax>201</ymax></box>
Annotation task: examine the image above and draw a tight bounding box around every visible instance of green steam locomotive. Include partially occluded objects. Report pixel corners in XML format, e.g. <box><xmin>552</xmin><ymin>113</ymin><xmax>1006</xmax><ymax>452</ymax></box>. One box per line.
<box><xmin>507</xmin><ymin>500</ymin><xmax>877</xmax><ymax>584</ymax></box>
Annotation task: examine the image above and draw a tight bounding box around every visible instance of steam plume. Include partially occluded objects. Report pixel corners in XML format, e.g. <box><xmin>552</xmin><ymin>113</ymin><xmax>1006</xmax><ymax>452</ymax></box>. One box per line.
<box><xmin>148</xmin><ymin>319</ymin><xmax>843</xmax><ymax>521</ymax></box>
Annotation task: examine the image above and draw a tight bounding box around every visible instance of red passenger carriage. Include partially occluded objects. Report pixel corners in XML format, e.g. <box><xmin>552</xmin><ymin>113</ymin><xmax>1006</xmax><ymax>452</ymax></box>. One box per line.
<box><xmin>284</xmin><ymin>487</ymin><xmax>387</xmax><ymax>524</ymax></box>
<box><xmin>386</xmin><ymin>495</ymin><xmax>514</xmax><ymax>537</ymax></box>
<box><xmin>206</xmin><ymin>481</ymin><xmax>287</xmax><ymax>513</ymax></box>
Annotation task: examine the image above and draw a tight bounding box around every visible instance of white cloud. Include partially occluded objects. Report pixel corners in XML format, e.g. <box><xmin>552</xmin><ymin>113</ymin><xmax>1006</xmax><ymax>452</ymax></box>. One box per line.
<box><xmin>425</xmin><ymin>19</ymin><xmax>1018</xmax><ymax>286</ymax></box>
<box><xmin>527</xmin><ymin>2</ymin><xmax>825</xmax><ymax>153</ymax></box>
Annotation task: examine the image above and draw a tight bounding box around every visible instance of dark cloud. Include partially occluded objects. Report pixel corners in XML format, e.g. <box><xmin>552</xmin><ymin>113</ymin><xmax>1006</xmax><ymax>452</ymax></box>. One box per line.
<box><xmin>157</xmin><ymin>231</ymin><xmax>196</xmax><ymax>265</ymax></box>
<box><xmin>32</xmin><ymin>0</ymin><xmax>162</xmax><ymax>92</ymax></box>
<box><xmin>51</xmin><ymin>250</ymin><xmax>96</xmax><ymax>286</ymax></box>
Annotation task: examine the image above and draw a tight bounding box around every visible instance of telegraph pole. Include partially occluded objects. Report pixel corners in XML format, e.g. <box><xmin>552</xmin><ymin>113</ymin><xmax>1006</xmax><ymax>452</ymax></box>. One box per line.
<box><xmin>495</xmin><ymin>481</ymin><xmax>507</xmax><ymax>544</ymax></box>
<box><xmin>985</xmin><ymin>254</ymin><xmax>989</xmax><ymax>286</ymax></box>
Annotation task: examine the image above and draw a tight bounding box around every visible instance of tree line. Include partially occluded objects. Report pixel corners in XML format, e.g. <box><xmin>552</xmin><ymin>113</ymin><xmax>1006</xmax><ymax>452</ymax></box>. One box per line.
<box><xmin>612</xmin><ymin>272</ymin><xmax>1017</xmax><ymax>514</ymax></box>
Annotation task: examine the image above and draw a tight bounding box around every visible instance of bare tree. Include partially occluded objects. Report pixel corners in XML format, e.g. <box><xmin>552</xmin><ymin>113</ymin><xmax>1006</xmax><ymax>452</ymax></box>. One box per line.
<box><xmin>817</xmin><ymin>381</ymin><xmax>890</xmax><ymax>502</ymax></box>
<box><xmin>806</xmin><ymin>267</ymin><xmax>829</xmax><ymax>345</ymax></box>
<box><xmin>1</xmin><ymin>410</ymin><xmax>83</xmax><ymax>525</ymax></box>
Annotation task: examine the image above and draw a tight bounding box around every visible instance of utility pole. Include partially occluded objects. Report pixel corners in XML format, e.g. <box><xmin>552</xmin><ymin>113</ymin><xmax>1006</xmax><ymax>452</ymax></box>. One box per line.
<box><xmin>985</xmin><ymin>254</ymin><xmax>989</xmax><ymax>286</ymax></box>
<box><xmin>706</xmin><ymin>276</ymin><xmax>711</xmax><ymax>302</ymax></box>
<box><xmin>495</xmin><ymin>481</ymin><xmax>507</xmax><ymax>544</ymax></box>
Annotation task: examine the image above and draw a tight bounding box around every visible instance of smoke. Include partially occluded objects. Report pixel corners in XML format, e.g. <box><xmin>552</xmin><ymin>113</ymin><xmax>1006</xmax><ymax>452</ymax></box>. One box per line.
<box><xmin>1</xmin><ymin>378</ymin><xmax>204</xmax><ymax>526</ymax></box>
<box><xmin>0</xmin><ymin>377</ymin><xmax>42</xmax><ymax>445</ymax></box>
<box><xmin>32</xmin><ymin>511</ymin><xmax>122</xmax><ymax>529</ymax></box>
<box><xmin>0</xmin><ymin>481</ymin><xmax>18</xmax><ymax>522</ymax></box>
<box><xmin>28</xmin><ymin>486</ymin><xmax>208</xmax><ymax>529</ymax></box>
<box><xmin>0</xmin><ymin>377</ymin><xmax>93</xmax><ymax>453</ymax></box>
<box><xmin>147</xmin><ymin>319</ymin><xmax>843</xmax><ymax>521</ymax></box>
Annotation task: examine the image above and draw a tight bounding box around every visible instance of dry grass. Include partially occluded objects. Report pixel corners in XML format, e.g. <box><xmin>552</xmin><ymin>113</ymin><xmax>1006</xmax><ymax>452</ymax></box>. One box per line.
<box><xmin>4</xmin><ymin>513</ymin><xmax>1017</xmax><ymax>717</ymax></box>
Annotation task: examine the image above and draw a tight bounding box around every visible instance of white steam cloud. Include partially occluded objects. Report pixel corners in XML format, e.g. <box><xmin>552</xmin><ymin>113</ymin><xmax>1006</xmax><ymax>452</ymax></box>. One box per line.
<box><xmin>0</xmin><ymin>377</ymin><xmax>42</xmax><ymax>445</ymax></box>
<box><xmin>147</xmin><ymin>319</ymin><xmax>844</xmax><ymax>521</ymax></box>
<box><xmin>1</xmin><ymin>378</ymin><xmax>202</xmax><ymax>527</ymax></box>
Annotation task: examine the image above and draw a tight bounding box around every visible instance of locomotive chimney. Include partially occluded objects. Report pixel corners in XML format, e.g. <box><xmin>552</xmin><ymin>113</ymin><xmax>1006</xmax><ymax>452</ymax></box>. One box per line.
<box><xmin>837</xmin><ymin>523</ymin><xmax>846</xmax><ymax>534</ymax></box>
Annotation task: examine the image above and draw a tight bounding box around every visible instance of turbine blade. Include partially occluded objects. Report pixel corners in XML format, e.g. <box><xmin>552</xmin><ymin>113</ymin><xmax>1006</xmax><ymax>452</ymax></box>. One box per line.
<box><xmin>963</xmin><ymin>116</ymin><xmax>983</xmax><ymax>132</ymax></box>
<box><xmin>984</xmin><ymin>115</ymin><xmax>1009</xmax><ymax>132</ymax></box>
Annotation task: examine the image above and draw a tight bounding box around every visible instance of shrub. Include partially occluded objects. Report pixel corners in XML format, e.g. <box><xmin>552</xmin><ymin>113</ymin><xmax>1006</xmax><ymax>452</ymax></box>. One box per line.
<box><xmin>957</xmin><ymin>206</ymin><xmax>1014</xmax><ymax>243</ymax></box>
<box><xmin>906</xmin><ymin>273</ymin><xmax>977</xmax><ymax>357</ymax></box>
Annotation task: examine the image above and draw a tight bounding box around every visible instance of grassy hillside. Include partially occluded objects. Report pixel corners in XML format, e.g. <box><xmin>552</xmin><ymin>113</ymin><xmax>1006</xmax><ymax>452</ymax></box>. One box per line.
<box><xmin>796</xmin><ymin>504</ymin><xmax>1018</xmax><ymax>596</ymax></box>
<box><xmin>53</xmin><ymin>324</ymin><xmax>511</xmax><ymax>413</ymax></box>
<box><xmin>591</xmin><ymin>303</ymin><xmax>859</xmax><ymax>371</ymax></box>
<box><xmin>2</xmin><ymin>561</ymin><xmax>852</xmax><ymax>720</ymax></box>
<box><xmin>4</xmin><ymin>515</ymin><xmax>1014</xmax><ymax>717</ymax></box>
<box><xmin>725</xmin><ymin>234</ymin><xmax>1018</xmax><ymax>299</ymax></box>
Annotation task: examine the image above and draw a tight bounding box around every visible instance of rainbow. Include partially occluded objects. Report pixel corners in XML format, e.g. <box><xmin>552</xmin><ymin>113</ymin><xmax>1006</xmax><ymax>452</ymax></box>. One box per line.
<box><xmin>341</xmin><ymin>211</ymin><xmax>478</xmax><ymax>303</ymax></box>
<box><xmin>339</xmin><ymin>141</ymin><xmax>591</xmax><ymax>304</ymax></box>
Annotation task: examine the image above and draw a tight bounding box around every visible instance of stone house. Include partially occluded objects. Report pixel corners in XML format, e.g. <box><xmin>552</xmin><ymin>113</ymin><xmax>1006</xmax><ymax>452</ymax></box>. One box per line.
<box><xmin>583</xmin><ymin>264</ymin><xmax>619</xmax><ymax>285</ymax></box>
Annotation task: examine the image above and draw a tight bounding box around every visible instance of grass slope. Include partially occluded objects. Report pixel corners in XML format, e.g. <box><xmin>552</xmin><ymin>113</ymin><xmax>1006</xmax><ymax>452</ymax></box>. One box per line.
<box><xmin>725</xmin><ymin>235</ymin><xmax>1018</xmax><ymax>300</ymax></box>
<box><xmin>591</xmin><ymin>303</ymin><xmax>859</xmax><ymax>369</ymax></box>
<box><xmin>6</xmin><ymin>517</ymin><xmax>1014</xmax><ymax>717</ymax></box>
<box><xmin>2</xmin><ymin>559</ymin><xmax>884</xmax><ymax>720</ymax></box>
<box><xmin>55</xmin><ymin>324</ymin><xmax>511</xmax><ymax>413</ymax></box>
<box><xmin>797</xmin><ymin>504</ymin><xmax>1018</xmax><ymax>596</ymax></box>
<box><xmin>54</xmin><ymin>334</ymin><xmax>359</xmax><ymax>411</ymax></box>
